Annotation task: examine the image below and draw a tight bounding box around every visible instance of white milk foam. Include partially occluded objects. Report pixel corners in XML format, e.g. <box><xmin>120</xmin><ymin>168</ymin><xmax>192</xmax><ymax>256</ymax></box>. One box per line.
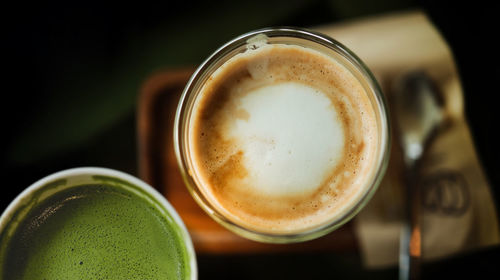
<box><xmin>228</xmin><ymin>82</ymin><xmax>344</xmax><ymax>196</ymax></box>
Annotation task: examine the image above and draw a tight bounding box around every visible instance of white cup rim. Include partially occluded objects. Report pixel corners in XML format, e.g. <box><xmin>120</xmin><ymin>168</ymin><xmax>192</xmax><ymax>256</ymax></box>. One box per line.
<box><xmin>0</xmin><ymin>167</ymin><xmax>197</xmax><ymax>280</ymax></box>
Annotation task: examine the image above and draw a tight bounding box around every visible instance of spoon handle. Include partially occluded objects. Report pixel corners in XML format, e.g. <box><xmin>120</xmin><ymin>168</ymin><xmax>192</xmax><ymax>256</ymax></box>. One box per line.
<box><xmin>399</xmin><ymin>166</ymin><xmax>422</xmax><ymax>280</ymax></box>
<box><xmin>408</xmin><ymin>167</ymin><xmax>422</xmax><ymax>279</ymax></box>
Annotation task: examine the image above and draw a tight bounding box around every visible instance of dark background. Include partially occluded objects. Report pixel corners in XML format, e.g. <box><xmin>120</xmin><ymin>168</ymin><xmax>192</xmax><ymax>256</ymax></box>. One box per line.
<box><xmin>1</xmin><ymin>0</ymin><xmax>498</xmax><ymax>279</ymax></box>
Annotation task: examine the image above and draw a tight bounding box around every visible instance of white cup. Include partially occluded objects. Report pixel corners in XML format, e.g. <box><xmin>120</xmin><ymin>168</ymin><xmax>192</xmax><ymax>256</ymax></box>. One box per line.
<box><xmin>0</xmin><ymin>167</ymin><xmax>197</xmax><ymax>280</ymax></box>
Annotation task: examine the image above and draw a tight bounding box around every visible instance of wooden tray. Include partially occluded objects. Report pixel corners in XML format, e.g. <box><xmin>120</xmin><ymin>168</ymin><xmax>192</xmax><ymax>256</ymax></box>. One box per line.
<box><xmin>137</xmin><ymin>68</ymin><xmax>356</xmax><ymax>254</ymax></box>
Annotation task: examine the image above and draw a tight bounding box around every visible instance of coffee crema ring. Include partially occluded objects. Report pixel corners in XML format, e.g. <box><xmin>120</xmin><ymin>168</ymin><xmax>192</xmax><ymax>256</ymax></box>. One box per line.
<box><xmin>188</xmin><ymin>43</ymin><xmax>379</xmax><ymax>234</ymax></box>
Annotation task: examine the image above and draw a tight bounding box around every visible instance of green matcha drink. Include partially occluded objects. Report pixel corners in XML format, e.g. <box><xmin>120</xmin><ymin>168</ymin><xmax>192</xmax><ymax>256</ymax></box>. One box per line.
<box><xmin>0</xmin><ymin>168</ymin><xmax>196</xmax><ymax>280</ymax></box>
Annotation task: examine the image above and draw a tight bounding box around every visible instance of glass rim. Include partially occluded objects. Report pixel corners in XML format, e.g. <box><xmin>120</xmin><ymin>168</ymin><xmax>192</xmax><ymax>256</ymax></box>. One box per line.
<box><xmin>174</xmin><ymin>26</ymin><xmax>391</xmax><ymax>243</ymax></box>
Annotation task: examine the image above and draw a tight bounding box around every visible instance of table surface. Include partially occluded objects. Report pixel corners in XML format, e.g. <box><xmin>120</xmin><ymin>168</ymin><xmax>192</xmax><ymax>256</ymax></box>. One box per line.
<box><xmin>1</xmin><ymin>1</ymin><xmax>499</xmax><ymax>279</ymax></box>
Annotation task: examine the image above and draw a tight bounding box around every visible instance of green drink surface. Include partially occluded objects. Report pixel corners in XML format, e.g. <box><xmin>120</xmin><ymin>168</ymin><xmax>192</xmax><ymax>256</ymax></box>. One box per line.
<box><xmin>1</xmin><ymin>183</ymin><xmax>189</xmax><ymax>279</ymax></box>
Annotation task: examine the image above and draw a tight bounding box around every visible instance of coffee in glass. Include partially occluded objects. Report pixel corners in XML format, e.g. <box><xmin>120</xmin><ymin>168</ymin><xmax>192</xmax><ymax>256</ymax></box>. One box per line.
<box><xmin>174</xmin><ymin>27</ymin><xmax>390</xmax><ymax>243</ymax></box>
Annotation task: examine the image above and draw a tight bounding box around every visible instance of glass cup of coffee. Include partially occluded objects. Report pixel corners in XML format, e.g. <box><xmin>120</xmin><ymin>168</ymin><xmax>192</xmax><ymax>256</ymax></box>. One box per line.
<box><xmin>0</xmin><ymin>167</ymin><xmax>197</xmax><ymax>279</ymax></box>
<box><xmin>174</xmin><ymin>27</ymin><xmax>390</xmax><ymax>243</ymax></box>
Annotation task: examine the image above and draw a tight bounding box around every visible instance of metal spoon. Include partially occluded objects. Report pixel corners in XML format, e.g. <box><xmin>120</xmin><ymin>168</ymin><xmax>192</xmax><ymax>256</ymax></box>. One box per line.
<box><xmin>392</xmin><ymin>71</ymin><xmax>444</xmax><ymax>280</ymax></box>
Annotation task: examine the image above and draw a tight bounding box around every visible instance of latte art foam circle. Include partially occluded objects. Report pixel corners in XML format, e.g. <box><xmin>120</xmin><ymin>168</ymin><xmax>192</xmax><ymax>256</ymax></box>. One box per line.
<box><xmin>229</xmin><ymin>82</ymin><xmax>344</xmax><ymax>196</ymax></box>
<box><xmin>187</xmin><ymin>43</ymin><xmax>380</xmax><ymax>234</ymax></box>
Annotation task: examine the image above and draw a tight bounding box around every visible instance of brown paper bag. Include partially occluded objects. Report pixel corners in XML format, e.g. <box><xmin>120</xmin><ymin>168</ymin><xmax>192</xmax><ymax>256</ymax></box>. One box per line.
<box><xmin>315</xmin><ymin>10</ymin><xmax>499</xmax><ymax>267</ymax></box>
